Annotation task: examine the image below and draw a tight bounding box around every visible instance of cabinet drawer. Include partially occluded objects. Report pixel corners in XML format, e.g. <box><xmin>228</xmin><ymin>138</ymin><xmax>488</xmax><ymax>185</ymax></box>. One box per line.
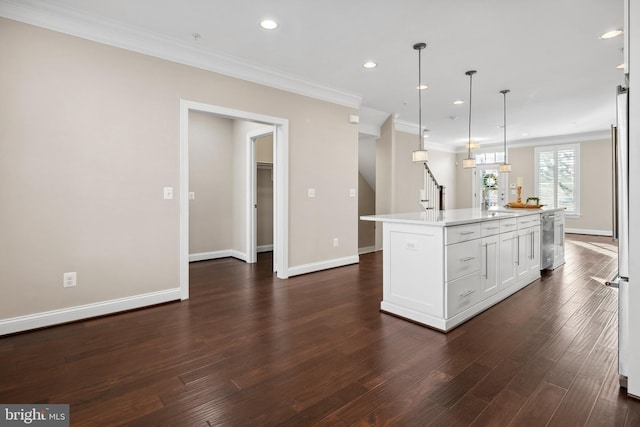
<box><xmin>446</xmin><ymin>239</ymin><xmax>481</xmax><ymax>282</ymax></box>
<box><xmin>481</xmin><ymin>220</ymin><xmax>501</xmax><ymax>237</ymax></box>
<box><xmin>517</xmin><ymin>214</ymin><xmax>540</xmax><ymax>229</ymax></box>
<box><xmin>446</xmin><ymin>272</ymin><xmax>482</xmax><ymax>318</ymax></box>
<box><xmin>499</xmin><ymin>218</ymin><xmax>517</xmax><ymax>233</ymax></box>
<box><xmin>445</xmin><ymin>224</ymin><xmax>482</xmax><ymax>245</ymax></box>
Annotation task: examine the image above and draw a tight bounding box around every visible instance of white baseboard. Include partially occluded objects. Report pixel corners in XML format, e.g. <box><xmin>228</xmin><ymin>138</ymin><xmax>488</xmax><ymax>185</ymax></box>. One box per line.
<box><xmin>0</xmin><ymin>288</ymin><xmax>181</xmax><ymax>336</ymax></box>
<box><xmin>288</xmin><ymin>255</ymin><xmax>359</xmax><ymax>277</ymax></box>
<box><xmin>189</xmin><ymin>250</ymin><xmax>248</xmax><ymax>262</ymax></box>
<box><xmin>565</xmin><ymin>228</ymin><xmax>613</xmax><ymax>237</ymax></box>
<box><xmin>257</xmin><ymin>244</ymin><xmax>274</xmax><ymax>253</ymax></box>
<box><xmin>358</xmin><ymin>246</ymin><xmax>377</xmax><ymax>255</ymax></box>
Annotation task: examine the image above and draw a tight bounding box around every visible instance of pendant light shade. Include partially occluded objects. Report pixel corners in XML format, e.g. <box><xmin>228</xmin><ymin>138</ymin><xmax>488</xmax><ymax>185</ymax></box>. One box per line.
<box><xmin>463</xmin><ymin>70</ymin><xmax>477</xmax><ymax>169</ymax></box>
<box><xmin>412</xmin><ymin>42</ymin><xmax>429</xmax><ymax>163</ymax></box>
<box><xmin>499</xmin><ymin>89</ymin><xmax>512</xmax><ymax>173</ymax></box>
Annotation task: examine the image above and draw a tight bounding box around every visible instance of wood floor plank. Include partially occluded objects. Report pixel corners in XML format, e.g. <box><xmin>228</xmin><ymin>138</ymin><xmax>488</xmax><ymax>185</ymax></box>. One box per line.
<box><xmin>548</xmin><ymin>375</ymin><xmax>604</xmax><ymax>427</ymax></box>
<box><xmin>508</xmin><ymin>381</ymin><xmax>566</xmax><ymax>427</ymax></box>
<box><xmin>469</xmin><ymin>388</ymin><xmax>527</xmax><ymax>427</ymax></box>
<box><xmin>2</xmin><ymin>234</ymin><xmax>640</xmax><ymax>425</ymax></box>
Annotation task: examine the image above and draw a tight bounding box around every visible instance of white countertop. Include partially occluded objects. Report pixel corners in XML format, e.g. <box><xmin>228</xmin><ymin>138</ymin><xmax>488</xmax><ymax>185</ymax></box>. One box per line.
<box><xmin>361</xmin><ymin>207</ymin><xmax>564</xmax><ymax>227</ymax></box>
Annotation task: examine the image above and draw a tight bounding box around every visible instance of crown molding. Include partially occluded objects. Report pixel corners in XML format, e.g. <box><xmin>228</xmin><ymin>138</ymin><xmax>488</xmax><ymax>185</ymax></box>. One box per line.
<box><xmin>451</xmin><ymin>129</ymin><xmax>612</xmax><ymax>153</ymax></box>
<box><xmin>394</xmin><ymin>120</ymin><xmax>458</xmax><ymax>153</ymax></box>
<box><xmin>0</xmin><ymin>0</ymin><xmax>362</xmax><ymax>109</ymax></box>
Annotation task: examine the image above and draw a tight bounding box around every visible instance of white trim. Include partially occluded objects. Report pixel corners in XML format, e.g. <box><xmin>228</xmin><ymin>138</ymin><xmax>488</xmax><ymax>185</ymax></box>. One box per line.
<box><xmin>453</xmin><ymin>130</ymin><xmax>611</xmax><ymax>153</ymax></box>
<box><xmin>288</xmin><ymin>256</ymin><xmax>359</xmax><ymax>277</ymax></box>
<box><xmin>247</xmin><ymin>126</ymin><xmax>275</xmax><ymax>264</ymax></box>
<box><xmin>358</xmin><ymin>246</ymin><xmax>377</xmax><ymax>255</ymax></box>
<box><xmin>565</xmin><ymin>228</ymin><xmax>613</xmax><ymax>237</ymax></box>
<box><xmin>0</xmin><ymin>0</ymin><xmax>361</xmax><ymax>110</ymax></box>
<box><xmin>258</xmin><ymin>244</ymin><xmax>274</xmax><ymax>253</ymax></box>
<box><xmin>179</xmin><ymin>100</ymin><xmax>289</xmax><ymax>299</ymax></box>
<box><xmin>189</xmin><ymin>250</ymin><xmax>248</xmax><ymax>262</ymax></box>
<box><xmin>0</xmin><ymin>288</ymin><xmax>181</xmax><ymax>336</ymax></box>
<box><xmin>394</xmin><ymin>121</ymin><xmax>458</xmax><ymax>153</ymax></box>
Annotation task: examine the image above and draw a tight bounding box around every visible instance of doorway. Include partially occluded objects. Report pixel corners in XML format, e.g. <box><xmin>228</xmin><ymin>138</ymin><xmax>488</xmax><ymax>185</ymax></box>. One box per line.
<box><xmin>179</xmin><ymin>100</ymin><xmax>290</xmax><ymax>300</ymax></box>
<box><xmin>248</xmin><ymin>128</ymin><xmax>276</xmax><ymax>271</ymax></box>
<box><xmin>473</xmin><ymin>165</ymin><xmax>508</xmax><ymax>208</ymax></box>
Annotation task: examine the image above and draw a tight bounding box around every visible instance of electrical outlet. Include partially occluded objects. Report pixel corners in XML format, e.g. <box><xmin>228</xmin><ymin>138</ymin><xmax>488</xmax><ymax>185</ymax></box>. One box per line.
<box><xmin>349</xmin><ymin>188</ymin><xmax>356</xmax><ymax>197</ymax></box>
<box><xmin>63</xmin><ymin>272</ymin><xmax>77</xmax><ymax>288</ymax></box>
<box><xmin>308</xmin><ymin>188</ymin><xmax>316</xmax><ymax>198</ymax></box>
<box><xmin>163</xmin><ymin>187</ymin><xmax>174</xmax><ymax>200</ymax></box>
<box><xmin>188</xmin><ymin>192</ymin><xmax>195</xmax><ymax>200</ymax></box>
<box><xmin>333</xmin><ymin>238</ymin><xmax>339</xmax><ymax>247</ymax></box>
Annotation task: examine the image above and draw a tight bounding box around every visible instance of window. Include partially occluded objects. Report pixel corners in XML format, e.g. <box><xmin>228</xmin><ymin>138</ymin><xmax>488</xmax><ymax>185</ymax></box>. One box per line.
<box><xmin>534</xmin><ymin>144</ymin><xmax>580</xmax><ymax>216</ymax></box>
<box><xmin>475</xmin><ymin>151</ymin><xmax>505</xmax><ymax>165</ymax></box>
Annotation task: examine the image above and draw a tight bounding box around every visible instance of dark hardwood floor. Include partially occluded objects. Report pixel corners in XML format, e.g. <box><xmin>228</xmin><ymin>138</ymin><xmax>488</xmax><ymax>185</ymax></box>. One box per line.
<box><xmin>2</xmin><ymin>234</ymin><xmax>639</xmax><ymax>426</ymax></box>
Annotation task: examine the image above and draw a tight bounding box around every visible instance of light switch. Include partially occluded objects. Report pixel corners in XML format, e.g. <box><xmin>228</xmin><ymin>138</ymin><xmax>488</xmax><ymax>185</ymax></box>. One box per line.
<box><xmin>163</xmin><ymin>187</ymin><xmax>174</xmax><ymax>200</ymax></box>
<box><xmin>189</xmin><ymin>192</ymin><xmax>195</xmax><ymax>200</ymax></box>
<box><xmin>349</xmin><ymin>188</ymin><xmax>356</xmax><ymax>197</ymax></box>
<box><xmin>308</xmin><ymin>188</ymin><xmax>316</xmax><ymax>198</ymax></box>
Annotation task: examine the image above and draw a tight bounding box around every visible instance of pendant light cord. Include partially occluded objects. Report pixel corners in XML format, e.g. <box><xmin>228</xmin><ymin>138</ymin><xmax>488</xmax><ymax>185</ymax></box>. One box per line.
<box><xmin>414</xmin><ymin>43</ymin><xmax>426</xmax><ymax>150</ymax></box>
<box><xmin>503</xmin><ymin>91</ymin><xmax>507</xmax><ymax>162</ymax></box>
<box><xmin>500</xmin><ymin>89</ymin><xmax>510</xmax><ymax>164</ymax></box>
<box><xmin>465</xmin><ymin>70</ymin><xmax>476</xmax><ymax>158</ymax></box>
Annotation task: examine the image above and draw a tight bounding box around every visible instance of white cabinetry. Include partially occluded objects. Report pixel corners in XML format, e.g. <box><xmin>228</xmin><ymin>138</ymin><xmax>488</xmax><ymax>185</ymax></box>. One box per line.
<box><xmin>481</xmin><ymin>234</ymin><xmax>500</xmax><ymax>299</ymax></box>
<box><xmin>516</xmin><ymin>215</ymin><xmax>541</xmax><ymax>283</ymax></box>
<box><xmin>499</xmin><ymin>232</ymin><xmax>517</xmax><ymax>289</ymax></box>
<box><xmin>374</xmin><ymin>210</ymin><xmax>547</xmax><ymax>332</ymax></box>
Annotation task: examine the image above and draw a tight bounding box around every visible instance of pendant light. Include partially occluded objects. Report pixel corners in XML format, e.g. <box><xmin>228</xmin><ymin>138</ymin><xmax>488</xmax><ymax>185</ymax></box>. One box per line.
<box><xmin>462</xmin><ymin>70</ymin><xmax>477</xmax><ymax>169</ymax></box>
<box><xmin>499</xmin><ymin>89</ymin><xmax>512</xmax><ymax>173</ymax></box>
<box><xmin>412</xmin><ymin>42</ymin><xmax>429</xmax><ymax>163</ymax></box>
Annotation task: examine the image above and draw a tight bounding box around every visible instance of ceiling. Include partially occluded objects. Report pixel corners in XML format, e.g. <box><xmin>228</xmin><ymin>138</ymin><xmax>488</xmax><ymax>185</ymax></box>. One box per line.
<box><xmin>2</xmin><ymin>0</ymin><xmax>625</xmax><ymax>149</ymax></box>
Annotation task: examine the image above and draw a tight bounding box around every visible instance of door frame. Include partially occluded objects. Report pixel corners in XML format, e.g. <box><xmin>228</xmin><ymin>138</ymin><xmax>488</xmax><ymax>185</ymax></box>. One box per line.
<box><xmin>247</xmin><ymin>127</ymin><xmax>275</xmax><ymax>266</ymax></box>
<box><xmin>179</xmin><ymin>100</ymin><xmax>289</xmax><ymax>300</ymax></box>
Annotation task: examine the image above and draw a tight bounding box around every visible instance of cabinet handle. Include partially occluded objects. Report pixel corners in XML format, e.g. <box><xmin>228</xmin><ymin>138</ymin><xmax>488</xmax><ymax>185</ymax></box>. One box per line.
<box><xmin>560</xmin><ymin>224</ymin><xmax>564</xmax><ymax>247</ymax></box>
<box><xmin>516</xmin><ymin>235</ymin><xmax>520</xmax><ymax>265</ymax></box>
<box><xmin>486</xmin><ymin>226</ymin><xmax>499</xmax><ymax>231</ymax></box>
<box><xmin>460</xmin><ymin>290</ymin><xmax>475</xmax><ymax>298</ymax></box>
<box><xmin>459</xmin><ymin>231</ymin><xmax>476</xmax><ymax>236</ymax></box>
<box><xmin>459</xmin><ymin>256</ymin><xmax>475</xmax><ymax>262</ymax></box>
<box><xmin>529</xmin><ymin>230</ymin><xmax>536</xmax><ymax>259</ymax></box>
<box><xmin>483</xmin><ymin>244</ymin><xmax>488</xmax><ymax>278</ymax></box>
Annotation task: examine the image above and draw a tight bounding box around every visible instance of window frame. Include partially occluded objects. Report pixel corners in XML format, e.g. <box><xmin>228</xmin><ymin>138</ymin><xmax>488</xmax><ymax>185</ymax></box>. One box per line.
<box><xmin>534</xmin><ymin>143</ymin><xmax>581</xmax><ymax>218</ymax></box>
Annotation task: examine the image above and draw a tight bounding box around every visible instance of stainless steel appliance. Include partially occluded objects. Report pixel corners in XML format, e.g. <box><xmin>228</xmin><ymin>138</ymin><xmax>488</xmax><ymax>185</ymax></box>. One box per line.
<box><xmin>612</xmin><ymin>85</ymin><xmax>629</xmax><ymax>388</ymax></box>
<box><xmin>541</xmin><ymin>212</ymin><xmax>554</xmax><ymax>270</ymax></box>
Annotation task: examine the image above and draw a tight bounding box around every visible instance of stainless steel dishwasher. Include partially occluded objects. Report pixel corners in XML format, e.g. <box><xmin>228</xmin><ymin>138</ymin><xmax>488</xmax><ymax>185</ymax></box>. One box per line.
<box><xmin>541</xmin><ymin>212</ymin><xmax>555</xmax><ymax>269</ymax></box>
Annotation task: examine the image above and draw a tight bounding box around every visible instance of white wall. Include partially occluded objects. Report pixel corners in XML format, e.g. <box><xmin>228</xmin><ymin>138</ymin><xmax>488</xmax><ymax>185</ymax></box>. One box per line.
<box><xmin>0</xmin><ymin>18</ymin><xmax>358</xmax><ymax>331</ymax></box>
<box><xmin>188</xmin><ymin>112</ymin><xmax>234</xmax><ymax>255</ymax></box>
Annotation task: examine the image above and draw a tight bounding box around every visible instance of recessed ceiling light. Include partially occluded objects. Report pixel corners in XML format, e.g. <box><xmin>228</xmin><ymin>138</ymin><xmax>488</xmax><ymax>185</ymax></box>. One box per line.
<box><xmin>260</xmin><ymin>19</ymin><xmax>278</xmax><ymax>30</ymax></box>
<box><xmin>600</xmin><ymin>29</ymin><xmax>622</xmax><ymax>39</ymax></box>
<box><xmin>453</xmin><ymin>100</ymin><xmax>464</xmax><ymax>105</ymax></box>
<box><xmin>363</xmin><ymin>61</ymin><xmax>377</xmax><ymax>69</ymax></box>
<box><xmin>416</xmin><ymin>84</ymin><xmax>428</xmax><ymax>90</ymax></box>
<box><xmin>617</xmin><ymin>63</ymin><xmax>625</xmax><ymax>69</ymax></box>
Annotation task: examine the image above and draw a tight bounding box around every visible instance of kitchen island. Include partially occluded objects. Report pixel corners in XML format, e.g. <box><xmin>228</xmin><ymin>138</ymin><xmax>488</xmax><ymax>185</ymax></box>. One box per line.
<box><xmin>361</xmin><ymin>207</ymin><xmax>564</xmax><ymax>332</ymax></box>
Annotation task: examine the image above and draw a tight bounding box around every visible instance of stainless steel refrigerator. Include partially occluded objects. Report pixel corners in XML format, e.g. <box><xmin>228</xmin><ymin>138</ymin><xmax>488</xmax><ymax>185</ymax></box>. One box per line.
<box><xmin>613</xmin><ymin>85</ymin><xmax>629</xmax><ymax>388</ymax></box>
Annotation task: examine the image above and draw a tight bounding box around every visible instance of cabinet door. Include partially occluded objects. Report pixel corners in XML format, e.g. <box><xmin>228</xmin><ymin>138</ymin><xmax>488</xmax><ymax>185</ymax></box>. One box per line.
<box><xmin>446</xmin><ymin>239</ymin><xmax>482</xmax><ymax>282</ymax></box>
<box><xmin>528</xmin><ymin>226</ymin><xmax>541</xmax><ymax>272</ymax></box>
<box><xmin>499</xmin><ymin>231</ymin><xmax>517</xmax><ymax>289</ymax></box>
<box><xmin>516</xmin><ymin>228</ymin><xmax>529</xmax><ymax>281</ymax></box>
<box><xmin>481</xmin><ymin>234</ymin><xmax>500</xmax><ymax>298</ymax></box>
